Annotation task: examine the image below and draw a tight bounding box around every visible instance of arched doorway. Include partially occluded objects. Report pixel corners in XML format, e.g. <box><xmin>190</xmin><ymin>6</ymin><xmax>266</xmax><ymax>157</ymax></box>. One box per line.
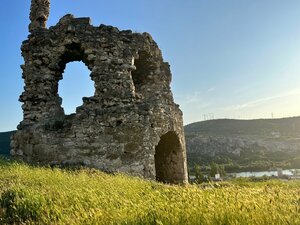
<box><xmin>155</xmin><ymin>131</ymin><xmax>186</xmax><ymax>183</ymax></box>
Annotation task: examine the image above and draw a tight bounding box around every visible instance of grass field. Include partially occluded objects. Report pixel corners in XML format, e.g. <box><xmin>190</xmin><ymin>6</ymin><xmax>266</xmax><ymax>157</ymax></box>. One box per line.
<box><xmin>0</xmin><ymin>158</ymin><xmax>299</xmax><ymax>225</ymax></box>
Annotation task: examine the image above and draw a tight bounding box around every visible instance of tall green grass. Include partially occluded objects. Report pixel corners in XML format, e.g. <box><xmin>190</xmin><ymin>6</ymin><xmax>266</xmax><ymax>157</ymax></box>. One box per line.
<box><xmin>0</xmin><ymin>158</ymin><xmax>299</xmax><ymax>225</ymax></box>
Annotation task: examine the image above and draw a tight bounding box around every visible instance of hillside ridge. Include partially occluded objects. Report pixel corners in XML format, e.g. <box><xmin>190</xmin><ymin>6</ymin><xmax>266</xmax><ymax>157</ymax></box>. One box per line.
<box><xmin>184</xmin><ymin>117</ymin><xmax>300</xmax><ymax>171</ymax></box>
<box><xmin>0</xmin><ymin>131</ymin><xmax>15</xmax><ymax>156</ymax></box>
<box><xmin>185</xmin><ymin>116</ymin><xmax>300</xmax><ymax>136</ymax></box>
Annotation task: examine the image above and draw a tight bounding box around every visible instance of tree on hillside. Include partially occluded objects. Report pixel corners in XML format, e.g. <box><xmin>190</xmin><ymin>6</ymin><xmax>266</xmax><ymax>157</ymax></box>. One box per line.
<box><xmin>219</xmin><ymin>164</ymin><xmax>227</xmax><ymax>177</ymax></box>
<box><xmin>210</xmin><ymin>163</ymin><xmax>218</xmax><ymax>177</ymax></box>
<box><xmin>194</xmin><ymin>164</ymin><xmax>205</xmax><ymax>183</ymax></box>
<box><xmin>209</xmin><ymin>163</ymin><xmax>227</xmax><ymax>178</ymax></box>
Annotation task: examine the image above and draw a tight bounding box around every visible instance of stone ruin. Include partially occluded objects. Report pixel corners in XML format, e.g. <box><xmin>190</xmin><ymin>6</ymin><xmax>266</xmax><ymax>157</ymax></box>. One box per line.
<box><xmin>11</xmin><ymin>0</ymin><xmax>188</xmax><ymax>184</ymax></box>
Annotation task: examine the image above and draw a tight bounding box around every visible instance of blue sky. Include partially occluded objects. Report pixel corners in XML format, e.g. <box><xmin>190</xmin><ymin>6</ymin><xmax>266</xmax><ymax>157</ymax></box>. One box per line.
<box><xmin>1</xmin><ymin>0</ymin><xmax>300</xmax><ymax>131</ymax></box>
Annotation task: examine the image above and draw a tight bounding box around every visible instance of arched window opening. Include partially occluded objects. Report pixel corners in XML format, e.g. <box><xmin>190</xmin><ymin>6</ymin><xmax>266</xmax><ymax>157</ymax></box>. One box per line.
<box><xmin>155</xmin><ymin>131</ymin><xmax>185</xmax><ymax>184</ymax></box>
<box><xmin>131</xmin><ymin>51</ymin><xmax>153</xmax><ymax>93</ymax></box>
<box><xmin>58</xmin><ymin>61</ymin><xmax>94</xmax><ymax>115</ymax></box>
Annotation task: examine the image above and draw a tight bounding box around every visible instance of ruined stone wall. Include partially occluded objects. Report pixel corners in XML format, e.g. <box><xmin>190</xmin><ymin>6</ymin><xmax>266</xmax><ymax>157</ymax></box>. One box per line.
<box><xmin>12</xmin><ymin>3</ymin><xmax>188</xmax><ymax>184</ymax></box>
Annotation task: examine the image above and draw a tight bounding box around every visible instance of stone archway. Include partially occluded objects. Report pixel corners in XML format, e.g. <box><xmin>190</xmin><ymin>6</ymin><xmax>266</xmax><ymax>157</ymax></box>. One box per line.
<box><xmin>155</xmin><ymin>131</ymin><xmax>186</xmax><ymax>184</ymax></box>
<box><xmin>49</xmin><ymin>42</ymin><xmax>97</xmax><ymax>118</ymax></box>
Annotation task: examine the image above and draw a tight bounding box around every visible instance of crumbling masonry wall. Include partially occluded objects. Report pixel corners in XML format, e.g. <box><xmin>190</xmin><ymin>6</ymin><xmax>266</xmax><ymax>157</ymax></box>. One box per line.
<box><xmin>11</xmin><ymin>0</ymin><xmax>188</xmax><ymax>184</ymax></box>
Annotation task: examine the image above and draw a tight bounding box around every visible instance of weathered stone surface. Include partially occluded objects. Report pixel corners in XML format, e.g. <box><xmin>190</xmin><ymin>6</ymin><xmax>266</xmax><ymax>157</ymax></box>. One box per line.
<box><xmin>29</xmin><ymin>0</ymin><xmax>50</xmax><ymax>32</ymax></box>
<box><xmin>12</xmin><ymin>1</ymin><xmax>188</xmax><ymax>184</ymax></box>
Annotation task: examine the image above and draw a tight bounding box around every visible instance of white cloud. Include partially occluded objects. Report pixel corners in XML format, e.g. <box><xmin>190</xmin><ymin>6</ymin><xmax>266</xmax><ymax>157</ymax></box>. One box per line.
<box><xmin>225</xmin><ymin>88</ymin><xmax>300</xmax><ymax>111</ymax></box>
<box><xmin>207</xmin><ymin>87</ymin><xmax>215</xmax><ymax>92</ymax></box>
<box><xmin>175</xmin><ymin>91</ymin><xmax>203</xmax><ymax>104</ymax></box>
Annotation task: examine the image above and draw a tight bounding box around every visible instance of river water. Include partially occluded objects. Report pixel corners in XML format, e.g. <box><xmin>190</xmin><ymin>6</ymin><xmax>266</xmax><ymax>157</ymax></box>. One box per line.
<box><xmin>231</xmin><ymin>169</ymin><xmax>300</xmax><ymax>178</ymax></box>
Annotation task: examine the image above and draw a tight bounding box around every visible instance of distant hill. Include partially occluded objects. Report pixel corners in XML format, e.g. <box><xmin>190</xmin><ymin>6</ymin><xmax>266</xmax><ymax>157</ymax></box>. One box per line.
<box><xmin>185</xmin><ymin>117</ymin><xmax>300</xmax><ymax>137</ymax></box>
<box><xmin>185</xmin><ymin>117</ymin><xmax>300</xmax><ymax>172</ymax></box>
<box><xmin>0</xmin><ymin>131</ymin><xmax>15</xmax><ymax>156</ymax></box>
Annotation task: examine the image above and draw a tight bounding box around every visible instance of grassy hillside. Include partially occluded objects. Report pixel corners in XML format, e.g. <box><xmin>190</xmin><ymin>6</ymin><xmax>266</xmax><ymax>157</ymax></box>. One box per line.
<box><xmin>0</xmin><ymin>131</ymin><xmax>15</xmax><ymax>156</ymax></box>
<box><xmin>0</xmin><ymin>158</ymin><xmax>300</xmax><ymax>225</ymax></box>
